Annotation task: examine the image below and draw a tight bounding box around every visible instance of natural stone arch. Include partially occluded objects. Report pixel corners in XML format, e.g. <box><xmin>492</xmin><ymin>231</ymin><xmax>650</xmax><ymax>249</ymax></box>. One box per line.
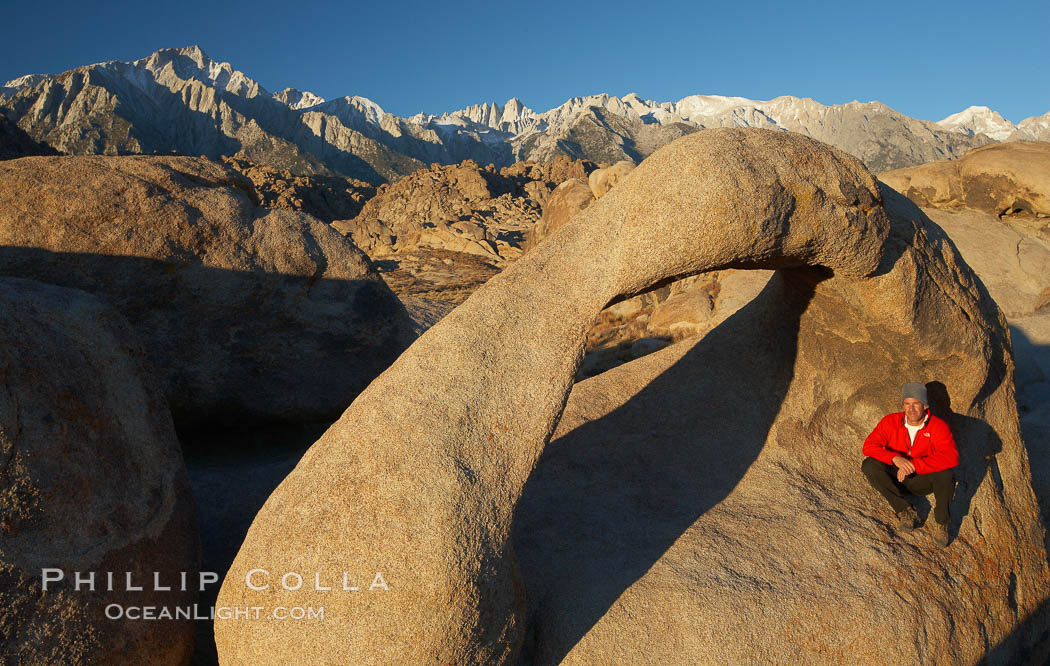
<box><xmin>215</xmin><ymin>129</ymin><xmax>1048</xmax><ymax>664</ymax></box>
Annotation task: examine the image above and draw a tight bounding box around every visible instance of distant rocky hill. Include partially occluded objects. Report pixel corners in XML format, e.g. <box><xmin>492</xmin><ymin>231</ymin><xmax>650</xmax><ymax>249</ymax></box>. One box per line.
<box><xmin>220</xmin><ymin>155</ymin><xmax>377</xmax><ymax>222</ymax></box>
<box><xmin>2</xmin><ymin>45</ymin><xmax>1042</xmax><ymax>182</ymax></box>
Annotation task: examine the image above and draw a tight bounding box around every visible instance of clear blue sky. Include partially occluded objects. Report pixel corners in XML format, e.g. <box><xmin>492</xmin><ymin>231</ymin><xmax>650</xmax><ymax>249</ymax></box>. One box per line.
<box><xmin>2</xmin><ymin>0</ymin><xmax>1047</xmax><ymax>123</ymax></box>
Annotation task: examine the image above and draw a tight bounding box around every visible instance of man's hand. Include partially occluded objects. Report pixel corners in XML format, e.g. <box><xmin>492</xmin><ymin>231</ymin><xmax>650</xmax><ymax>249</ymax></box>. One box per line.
<box><xmin>892</xmin><ymin>455</ymin><xmax>915</xmax><ymax>477</ymax></box>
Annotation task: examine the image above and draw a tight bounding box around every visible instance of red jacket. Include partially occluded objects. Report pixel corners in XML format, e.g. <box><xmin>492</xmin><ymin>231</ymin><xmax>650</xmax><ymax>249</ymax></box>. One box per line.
<box><xmin>863</xmin><ymin>411</ymin><xmax>958</xmax><ymax>474</ymax></box>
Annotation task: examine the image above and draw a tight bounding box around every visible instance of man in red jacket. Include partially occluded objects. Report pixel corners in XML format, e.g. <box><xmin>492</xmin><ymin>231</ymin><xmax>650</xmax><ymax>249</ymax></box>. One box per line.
<box><xmin>861</xmin><ymin>382</ymin><xmax>958</xmax><ymax>547</ymax></box>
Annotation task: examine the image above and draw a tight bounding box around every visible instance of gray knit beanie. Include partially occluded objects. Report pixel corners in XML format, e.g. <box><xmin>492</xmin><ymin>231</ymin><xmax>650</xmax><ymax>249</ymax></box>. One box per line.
<box><xmin>901</xmin><ymin>382</ymin><xmax>928</xmax><ymax>406</ymax></box>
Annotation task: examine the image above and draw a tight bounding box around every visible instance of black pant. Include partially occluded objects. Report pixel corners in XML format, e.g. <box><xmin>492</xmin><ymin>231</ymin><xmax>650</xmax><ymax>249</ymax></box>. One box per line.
<box><xmin>861</xmin><ymin>457</ymin><xmax>955</xmax><ymax>525</ymax></box>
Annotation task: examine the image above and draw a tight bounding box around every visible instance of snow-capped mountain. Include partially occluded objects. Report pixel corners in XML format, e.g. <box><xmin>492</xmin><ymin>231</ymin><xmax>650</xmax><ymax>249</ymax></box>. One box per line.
<box><xmin>0</xmin><ymin>46</ymin><xmax>454</xmax><ymax>181</ymax></box>
<box><xmin>411</xmin><ymin>92</ymin><xmax>1012</xmax><ymax>172</ymax></box>
<box><xmin>937</xmin><ymin>106</ymin><xmax>1019</xmax><ymax>141</ymax></box>
<box><xmin>934</xmin><ymin>105</ymin><xmax>1050</xmax><ymax>142</ymax></box>
<box><xmin>1</xmin><ymin>45</ymin><xmax>1042</xmax><ymax>182</ymax></box>
<box><xmin>0</xmin><ymin>74</ymin><xmax>47</xmax><ymax>100</ymax></box>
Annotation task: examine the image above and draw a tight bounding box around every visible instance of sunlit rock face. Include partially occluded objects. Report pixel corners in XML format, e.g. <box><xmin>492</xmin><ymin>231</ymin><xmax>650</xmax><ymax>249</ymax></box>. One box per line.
<box><xmin>216</xmin><ymin>129</ymin><xmax>1048</xmax><ymax>665</ymax></box>
<box><xmin>883</xmin><ymin>141</ymin><xmax>1050</xmax><ymax>606</ymax></box>
<box><xmin>881</xmin><ymin>141</ymin><xmax>1050</xmax><ymax>218</ymax></box>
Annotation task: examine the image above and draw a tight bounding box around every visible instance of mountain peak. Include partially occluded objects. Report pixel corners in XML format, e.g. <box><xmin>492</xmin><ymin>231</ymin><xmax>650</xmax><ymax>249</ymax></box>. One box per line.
<box><xmin>274</xmin><ymin>88</ymin><xmax>326</xmax><ymax>110</ymax></box>
<box><xmin>140</xmin><ymin>45</ymin><xmax>214</xmax><ymax>71</ymax></box>
<box><xmin>940</xmin><ymin>105</ymin><xmax>1005</xmax><ymax>122</ymax></box>
<box><xmin>502</xmin><ymin>97</ymin><xmax>530</xmax><ymax>117</ymax></box>
<box><xmin>311</xmin><ymin>96</ymin><xmax>386</xmax><ymax>127</ymax></box>
<box><xmin>175</xmin><ymin>45</ymin><xmax>210</xmax><ymax>66</ymax></box>
<box><xmin>938</xmin><ymin>105</ymin><xmax>1015</xmax><ymax>140</ymax></box>
<box><xmin>132</xmin><ymin>45</ymin><xmax>265</xmax><ymax>99</ymax></box>
<box><xmin>2</xmin><ymin>73</ymin><xmax>47</xmax><ymax>92</ymax></box>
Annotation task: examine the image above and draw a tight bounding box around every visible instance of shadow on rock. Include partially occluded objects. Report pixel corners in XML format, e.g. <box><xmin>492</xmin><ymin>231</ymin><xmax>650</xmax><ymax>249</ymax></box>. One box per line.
<box><xmin>922</xmin><ymin>382</ymin><xmax>1007</xmax><ymax>545</ymax></box>
<box><xmin>512</xmin><ymin>269</ymin><xmax>822</xmax><ymax>664</ymax></box>
<box><xmin>984</xmin><ymin>592</ymin><xmax>1050</xmax><ymax>664</ymax></box>
<box><xmin>1007</xmin><ymin>325</ymin><xmax>1050</xmax><ymax>559</ymax></box>
<box><xmin>0</xmin><ymin>246</ymin><xmax>410</xmax><ymax>431</ymax></box>
<box><xmin>184</xmin><ymin>422</ymin><xmax>330</xmax><ymax>666</ymax></box>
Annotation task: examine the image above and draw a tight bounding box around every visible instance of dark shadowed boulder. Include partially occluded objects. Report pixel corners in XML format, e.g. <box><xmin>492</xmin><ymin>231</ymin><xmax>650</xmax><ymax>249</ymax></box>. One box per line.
<box><xmin>0</xmin><ymin>155</ymin><xmax>415</xmax><ymax>429</ymax></box>
<box><xmin>0</xmin><ymin>277</ymin><xmax>199</xmax><ymax>664</ymax></box>
<box><xmin>0</xmin><ymin>114</ymin><xmax>60</xmax><ymax>160</ymax></box>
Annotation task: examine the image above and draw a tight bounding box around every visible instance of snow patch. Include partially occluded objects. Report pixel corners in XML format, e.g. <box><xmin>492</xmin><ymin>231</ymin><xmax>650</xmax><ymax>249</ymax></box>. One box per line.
<box><xmin>3</xmin><ymin>74</ymin><xmax>48</xmax><ymax>90</ymax></box>
<box><xmin>937</xmin><ymin>105</ymin><xmax>1017</xmax><ymax>141</ymax></box>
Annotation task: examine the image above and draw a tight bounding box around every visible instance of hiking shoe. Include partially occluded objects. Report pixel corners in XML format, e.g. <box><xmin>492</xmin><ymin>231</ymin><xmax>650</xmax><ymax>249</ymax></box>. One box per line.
<box><xmin>895</xmin><ymin>507</ymin><xmax>918</xmax><ymax>532</ymax></box>
<box><xmin>931</xmin><ymin>521</ymin><xmax>950</xmax><ymax>548</ymax></box>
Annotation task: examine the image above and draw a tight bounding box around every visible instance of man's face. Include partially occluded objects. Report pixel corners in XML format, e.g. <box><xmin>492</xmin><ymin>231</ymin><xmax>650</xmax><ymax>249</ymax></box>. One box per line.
<box><xmin>902</xmin><ymin>397</ymin><xmax>926</xmax><ymax>424</ymax></box>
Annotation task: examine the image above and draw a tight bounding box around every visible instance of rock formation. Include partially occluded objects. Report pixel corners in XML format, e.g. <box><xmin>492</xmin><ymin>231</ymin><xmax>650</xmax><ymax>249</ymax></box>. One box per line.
<box><xmin>215</xmin><ymin>128</ymin><xmax>1048</xmax><ymax>663</ymax></box>
<box><xmin>0</xmin><ymin>277</ymin><xmax>199</xmax><ymax>664</ymax></box>
<box><xmin>372</xmin><ymin>250</ymin><xmax>503</xmax><ymax>304</ymax></box>
<box><xmin>916</xmin><ymin>205</ymin><xmax>1050</xmax><ymax>504</ymax></box>
<box><xmin>881</xmin><ymin>142</ymin><xmax>1050</xmax><ymax>563</ymax></box>
<box><xmin>880</xmin><ymin>141</ymin><xmax>1050</xmax><ymax>218</ymax></box>
<box><xmin>525</xmin><ymin>158</ymin><xmax>771</xmax><ymax>378</ymax></box>
<box><xmin>524</xmin><ymin>178</ymin><xmax>593</xmax><ymax>251</ymax></box>
<box><xmin>221</xmin><ymin>156</ymin><xmax>376</xmax><ymax>222</ymax></box>
<box><xmin>588</xmin><ymin>159</ymin><xmax>636</xmax><ymax>198</ymax></box>
<box><xmin>332</xmin><ymin>156</ymin><xmax>597</xmax><ymax>263</ymax></box>
<box><xmin>0</xmin><ymin>155</ymin><xmax>415</xmax><ymax>429</ymax></box>
<box><xmin>578</xmin><ymin>269</ymin><xmax>773</xmax><ymax>379</ymax></box>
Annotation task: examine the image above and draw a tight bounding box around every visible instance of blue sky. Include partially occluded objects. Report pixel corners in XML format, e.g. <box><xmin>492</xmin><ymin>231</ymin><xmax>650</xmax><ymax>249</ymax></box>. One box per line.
<box><xmin>2</xmin><ymin>0</ymin><xmax>1047</xmax><ymax>123</ymax></box>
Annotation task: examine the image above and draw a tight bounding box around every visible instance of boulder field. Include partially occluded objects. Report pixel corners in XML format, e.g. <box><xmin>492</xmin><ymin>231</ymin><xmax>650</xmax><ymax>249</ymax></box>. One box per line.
<box><xmin>0</xmin><ymin>155</ymin><xmax>415</xmax><ymax>429</ymax></box>
<box><xmin>215</xmin><ymin>129</ymin><xmax>1048</xmax><ymax>663</ymax></box>
<box><xmin>331</xmin><ymin>156</ymin><xmax>597</xmax><ymax>263</ymax></box>
<box><xmin>0</xmin><ymin>278</ymin><xmax>199</xmax><ymax>664</ymax></box>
